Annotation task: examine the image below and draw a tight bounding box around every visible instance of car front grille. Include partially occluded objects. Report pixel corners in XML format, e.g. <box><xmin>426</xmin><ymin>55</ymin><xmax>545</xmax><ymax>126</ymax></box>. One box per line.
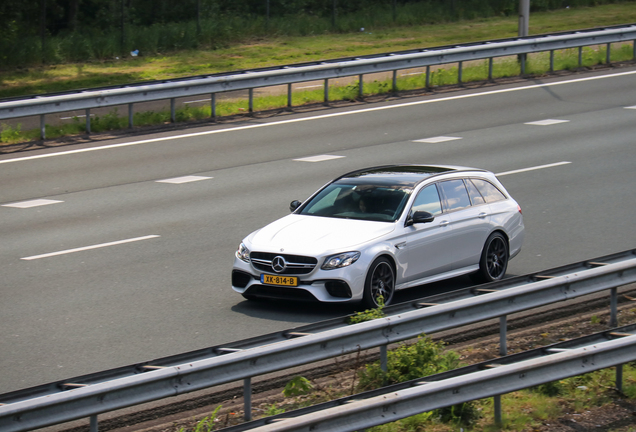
<box><xmin>250</xmin><ymin>252</ymin><xmax>318</xmax><ymax>275</ymax></box>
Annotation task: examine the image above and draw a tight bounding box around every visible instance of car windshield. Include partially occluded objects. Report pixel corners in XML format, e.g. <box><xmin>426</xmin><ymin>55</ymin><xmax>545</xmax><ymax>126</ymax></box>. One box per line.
<box><xmin>299</xmin><ymin>183</ymin><xmax>412</xmax><ymax>222</ymax></box>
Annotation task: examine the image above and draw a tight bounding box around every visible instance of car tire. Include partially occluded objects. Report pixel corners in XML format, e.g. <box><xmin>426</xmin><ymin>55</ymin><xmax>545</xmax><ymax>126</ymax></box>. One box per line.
<box><xmin>362</xmin><ymin>257</ymin><xmax>395</xmax><ymax>309</ymax></box>
<box><xmin>476</xmin><ymin>232</ymin><xmax>509</xmax><ymax>283</ymax></box>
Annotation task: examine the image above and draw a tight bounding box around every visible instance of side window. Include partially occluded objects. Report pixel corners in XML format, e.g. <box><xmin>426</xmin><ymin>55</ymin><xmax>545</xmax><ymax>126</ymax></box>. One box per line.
<box><xmin>470</xmin><ymin>179</ymin><xmax>506</xmax><ymax>203</ymax></box>
<box><xmin>465</xmin><ymin>179</ymin><xmax>485</xmax><ymax>205</ymax></box>
<box><xmin>439</xmin><ymin>179</ymin><xmax>471</xmax><ymax>212</ymax></box>
<box><xmin>411</xmin><ymin>185</ymin><xmax>442</xmax><ymax>216</ymax></box>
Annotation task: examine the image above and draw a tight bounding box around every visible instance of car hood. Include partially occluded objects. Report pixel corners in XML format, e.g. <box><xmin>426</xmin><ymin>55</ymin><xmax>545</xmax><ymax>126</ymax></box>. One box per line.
<box><xmin>246</xmin><ymin>214</ymin><xmax>396</xmax><ymax>256</ymax></box>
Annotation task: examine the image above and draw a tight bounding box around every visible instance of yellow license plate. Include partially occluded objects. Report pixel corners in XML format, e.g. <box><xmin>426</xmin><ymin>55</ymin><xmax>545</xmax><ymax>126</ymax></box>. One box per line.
<box><xmin>261</xmin><ymin>274</ymin><xmax>298</xmax><ymax>287</ymax></box>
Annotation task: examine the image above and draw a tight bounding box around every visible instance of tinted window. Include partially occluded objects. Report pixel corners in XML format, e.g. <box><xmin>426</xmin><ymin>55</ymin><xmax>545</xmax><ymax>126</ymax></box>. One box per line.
<box><xmin>439</xmin><ymin>180</ymin><xmax>471</xmax><ymax>211</ymax></box>
<box><xmin>470</xmin><ymin>179</ymin><xmax>506</xmax><ymax>203</ymax></box>
<box><xmin>300</xmin><ymin>183</ymin><xmax>411</xmax><ymax>222</ymax></box>
<box><xmin>465</xmin><ymin>179</ymin><xmax>485</xmax><ymax>205</ymax></box>
<box><xmin>411</xmin><ymin>185</ymin><xmax>442</xmax><ymax>216</ymax></box>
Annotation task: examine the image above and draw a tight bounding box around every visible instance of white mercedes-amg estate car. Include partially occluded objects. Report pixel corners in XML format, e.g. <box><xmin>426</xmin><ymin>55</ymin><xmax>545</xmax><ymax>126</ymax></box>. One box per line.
<box><xmin>232</xmin><ymin>165</ymin><xmax>524</xmax><ymax>308</ymax></box>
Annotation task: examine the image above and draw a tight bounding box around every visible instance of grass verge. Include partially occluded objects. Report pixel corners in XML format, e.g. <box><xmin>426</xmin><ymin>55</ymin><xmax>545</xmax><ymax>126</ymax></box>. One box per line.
<box><xmin>1</xmin><ymin>42</ymin><xmax>634</xmax><ymax>146</ymax></box>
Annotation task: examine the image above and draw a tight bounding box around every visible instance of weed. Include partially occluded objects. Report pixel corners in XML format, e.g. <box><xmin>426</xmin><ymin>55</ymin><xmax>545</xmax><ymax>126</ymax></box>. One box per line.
<box><xmin>348</xmin><ymin>295</ymin><xmax>385</xmax><ymax>324</ymax></box>
<box><xmin>283</xmin><ymin>376</ymin><xmax>314</xmax><ymax>397</ymax></box>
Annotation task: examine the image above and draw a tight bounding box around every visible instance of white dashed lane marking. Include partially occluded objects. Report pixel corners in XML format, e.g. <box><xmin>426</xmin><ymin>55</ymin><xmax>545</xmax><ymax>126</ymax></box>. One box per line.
<box><xmin>156</xmin><ymin>175</ymin><xmax>212</xmax><ymax>184</ymax></box>
<box><xmin>413</xmin><ymin>136</ymin><xmax>463</xmax><ymax>143</ymax></box>
<box><xmin>294</xmin><ymin>155</ymin><xmax>345</xmax><ymax>163</ymax></box>
<box><xmin>496</xmin><ymin>161</ymin><xmax>572</xmax><ymax>177</ymax></box>
<box><xmin>2</xmin><ymin>199</ymin><xmax>64</xmax><ymax>209</ymax></box>
<box><xmin>21</xmin><ymin>235</ymin><xmax>161</xmax><ymax>261</ymax></box>
<box><xmin>524</xmin><ymin>119</ymin><xmax>570</xmax><ymax>126</ymax></box>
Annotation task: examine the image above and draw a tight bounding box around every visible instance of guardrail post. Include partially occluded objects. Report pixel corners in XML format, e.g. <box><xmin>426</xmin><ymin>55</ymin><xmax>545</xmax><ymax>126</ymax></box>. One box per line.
<box><xmin>633</xmin><ymin>40</ymin><xmax>636</xmax><ymax>60</ymax></box>
<box><xmin>90</xmin><ymin>414</ymin><xmax>98</xmax><ymax>432</ymax></box>
<box><xmin>249</xmin><ymin>88</ymin><xmax>254</xmax><ymax>113</ymax></box>
<box><xmin>128</xmin><ymin>103</ymin><xmax>133</xmax><ymax>128</ymax></box>
<box><xmin>380</xmin><ymin>345</ymin><xmax>388</xmax><ymax>373</ymax></box>
<box><xmin>358</xmin><ymin>74</ymin><xmax>363</xmax><ymax>98</ymax></box>
<box><xmin>488</xmin><ymin>58</ymin><xmax>493</xmax><ymax>81</ymax></box>
<box><xmin>499</xmin><ymin>315</ymin><xmax>508</xmax><ymax>356</ymax></box>
<box><xmin>287</xmin><ymin>83</ymin><xmax>292</xmax><ymax>108</ymax></box>
<box><xmin>493</xmin><ymin>315</ymin><xmax>507</xmax><ymax>426</ymax></box>
<box><xmin>244</xmin><ymin>378</ymin><xmax>252</xmax><ymax>421</ymax></box>
<box><xmin>85</xmin><ymin>109</ymin><xmax>91</xmax><ymax>134</ymax></box>
<box><xmin>578</xmin><ymin>46</ymin><xmax>583</xmax><ymax>67</ymax></box>
<box><xmin>211</xmin><ymin>93</ymin><xmax>216</xmax><ymax>120</ymax></box>
<box><xmin>324</xmin><ymin>79</ymin><xmax>329</xmax><ymax>104</ymax></box>
<box><xmin>170</xmin><ymin>98</ymin><xmax>176</xmax><ymax>123</ymax></box>
<box><xmin>617</xmin><ymin>364</ymin><xmax>624</xmax><ymax>392</ymax></box>
<box><xmin>392</xmin><ymin>70</ymin><xmax>397</xmax><ymax>93</ymax></box>
<box><xmin>610</xmin><ymin>287</ymin><xmax>618</xmax><ymax>327</ymax></box>
<box><xmin>40</xmin><ymin>114</ymin><xmax>46</xmax><ymax>140</ymax></box>
<box><xmin>458</xmin><ymin>61</ymin><xmax>463</xmax><ymax>85</ymax></box>
<box><xmin>425</xmin><ymin>66</ymin><xmax>430</xmax><ymax>89</ymax></box>
<box><xmin>606</xmin><ymin>42</ymin><xmax>611</xmax><ymax>64</ymax></box>
<box><xmin>520</xmin><ymin>54</ymin><xmax>526</xmax><ymax>75</ymax></box>
<box><xmin>494</xmin><ymin>395</ymin><xmax>503</xmax><ymax>425</ymax></box>
<box><xmin>550</xmin><ymin>50</ymin><xmax>554</xmax><ymax>72</ymax></box>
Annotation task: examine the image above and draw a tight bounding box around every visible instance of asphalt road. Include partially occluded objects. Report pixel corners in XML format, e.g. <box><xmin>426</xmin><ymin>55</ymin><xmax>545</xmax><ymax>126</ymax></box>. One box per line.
<box><xmin>1</xmin><ymin>67</ymin><xmax>635</xmax><ymax>394</ymax></box>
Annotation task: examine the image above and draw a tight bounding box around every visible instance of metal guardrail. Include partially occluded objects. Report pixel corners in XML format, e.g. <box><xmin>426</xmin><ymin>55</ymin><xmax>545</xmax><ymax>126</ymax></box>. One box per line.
<box><xmin>0</xmin><ymin>25</ymin><xmax>635</xmax><ymax>138</ymax></box>
<box><xmin>244</xmin><ymin>333</ymin><xmax>636</xmax><ymax>432</ymax></box>
<box><xmin>0</xmin><ymin>250</ymin><xmax>635</xmax><ymax>432</ymax></box>
<box><xmin>227</xmin><ymin>323</ymin><xmax>636</xmax><ymax>431</ymax></box>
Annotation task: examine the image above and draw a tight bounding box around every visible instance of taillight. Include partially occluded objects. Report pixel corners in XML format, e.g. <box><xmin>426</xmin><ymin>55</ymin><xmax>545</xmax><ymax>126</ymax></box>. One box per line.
<box><xmin>518</xmin><ymin>205</ymin><xmax>522</xmax><ymax>214</ymax></box>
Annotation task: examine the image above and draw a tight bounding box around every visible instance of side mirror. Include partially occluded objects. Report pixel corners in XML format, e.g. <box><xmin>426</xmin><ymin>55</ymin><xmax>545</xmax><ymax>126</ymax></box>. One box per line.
<box><xmin>290</xmin><ymin>200</ymin><xmax>302</xmax><ymax>212</ymax></box>
<box><xmin>406</xmin><ymin>211</ymin><xmax>434</xmax><ymax>226</ymax></box>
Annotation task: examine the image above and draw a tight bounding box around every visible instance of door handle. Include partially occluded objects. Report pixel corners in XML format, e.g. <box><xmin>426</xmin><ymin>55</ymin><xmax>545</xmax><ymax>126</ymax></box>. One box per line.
<box><xmin>439</xmin><ymin>220</ymin><xmax>450</xmax><ymax>227</ymax></box>
<box><xmin>478</xmin><ymin>212</ymin><xmax>488</xmax><ymax>219</ymax></box>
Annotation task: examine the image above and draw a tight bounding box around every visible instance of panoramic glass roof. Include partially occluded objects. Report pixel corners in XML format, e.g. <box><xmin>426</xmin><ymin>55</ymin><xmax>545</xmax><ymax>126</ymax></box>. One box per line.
<box><xmin>335</xmin><ymin>165</ymin><xmax>456</xmax><ymax>187</ymax></box>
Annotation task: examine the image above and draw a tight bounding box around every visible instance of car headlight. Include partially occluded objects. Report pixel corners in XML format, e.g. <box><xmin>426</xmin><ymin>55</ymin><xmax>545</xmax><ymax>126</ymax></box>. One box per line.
<box><xmin>322</xmin><ymin>252</ymin><xmax>361</xmax><ymax>270</ymax></box>
<box><xmin>236</xmin><ymin>242</ymin><xmax>250</xmax><ymax>262</ymax></box>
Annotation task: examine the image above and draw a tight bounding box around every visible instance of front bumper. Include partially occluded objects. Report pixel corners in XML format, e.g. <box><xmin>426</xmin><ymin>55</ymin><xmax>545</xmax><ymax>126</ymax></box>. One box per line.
<box><xmin>231</xmin><ymin>256</ymin><xmax>366</xmax><ymax>303</ymax></box>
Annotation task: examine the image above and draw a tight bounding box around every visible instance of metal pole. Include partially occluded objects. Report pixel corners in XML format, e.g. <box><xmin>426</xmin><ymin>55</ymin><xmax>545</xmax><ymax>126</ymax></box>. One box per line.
<box><xmin>170</xmin><ymin>98</ymin><xmax>175</xmax><ymax>123</ymax></box>
<box><xmin>425</xmin><ymin>66</ymin><xmax>430</xmax><ymax>89</ymax></box>
<box><xmin>287</xmin><ymin>83</ymin><xmax>292</xmax><ymax>108</ymax></box>
<box><xmin>358</xmin><ymin>74</ymin><xmax>363</xmax><ymax>98</ymax></box>
<box><xmin>244</xmin><ymin>378</ymin><xmax>252</xmax><ymax>421</ymax></box>
<box><xmin>380</xmin><ymin>345</ymin><xmax>388</xmax><ymax>373</ymax></box>
<box><xmin>488</xmin><ymin>58</ymin><xmax>493</xmax><ymax>81</ymax></box>
<box><xmin>211</xmin><ymin>93</ymin><xmax>216</xmax><ymax>119</ymax></box>
<box><xmin>550</xmin><ymin>50</ymin><xmax>554</xmax><ymax>72</ymax></box>
<box><xmin>458</xmin><ymin>61</ymin><xmax>463</xmax><ymax>85</ymax></box>
<box><xmin>518</xmin><ymin>0</ymin><xmax>529</xmax><ymax>69</ymax></box>
<box><xmin>499</xmin><ymin>315</ymin><xmax>508</xmax><ymax>356</ymax></box>
<box><xmin>40</xmin><ymin>114</ymin><xmax>46</xmax><ymax>140</ymax></box>
<box><xmin>85</xmin><ymin>109</ymin><xmax>91</xmax><ymax>134</ymax></box>
<box><xmin>249</xmin><ymin>88</ymin><xmax>254</xmax><ymax>113</ymax></box>
<box><xmin>606</xmin><ymin>42</ymin><xmax>611</xmax><ymax>64</ymax></box>
<box><xmin>128</xmin><ymin>103</ymin><xmax>133</xmax><ymax>128</ymax></box>
<box><xmin>90</xmin><ymin>414</ymin><xmax>98</xmax><ymax>432</ymax></box>
<box><xmin>610</xmin><ymin>287</ymin><xmax>618</xmax><ymax>327</ymax></box>
<box><xmin>392</xmin><ymin>70</ymin><xmax>397</xmax><ymax>93</ymax></box>
<box><xmin>617</xmin><ymin>364</ymin><xmax>624</xmax><ymax>392</ymax></box>
<box><xmin>324</xmin><ymin>79</ymin><xmax>329</xmax><ymax>104</ymax></box>
<box><xmin>494</xmin><ymin>395</ymin><xmax>502</xmax><ymax>425</ymax></box>
<box><xmin>518</xmin><ymin>0</ymin><xmax>529</xmax><ymax>37</ymax></box>
<box><xmin>494</xmin><ymin>315</ymin><xmax>507</xmax><ymax>426</ymax></box>
<box><xmin>579</xmin><ymin>46</ymin><xmax>583</xmax><ymax>67</ymax></box>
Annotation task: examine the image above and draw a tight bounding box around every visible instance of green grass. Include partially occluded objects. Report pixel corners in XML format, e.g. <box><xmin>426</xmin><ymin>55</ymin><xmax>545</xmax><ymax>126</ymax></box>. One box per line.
<box><xmin>2</xmin><ymin>3</ymin><xmax>636</xmax><ymax>99</ymax></box>
<box><xmin>1</xmin><ymin>3</ymin><xmax>635</xmax><ymax>145</ymax></box>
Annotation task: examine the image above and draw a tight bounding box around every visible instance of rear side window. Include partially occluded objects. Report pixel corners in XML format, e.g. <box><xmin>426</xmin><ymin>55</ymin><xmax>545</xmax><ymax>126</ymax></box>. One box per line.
<box><xmin>470</xmin><ymin>179</ymin><xmax>507</xmax><ymax>203</ymax></box>
<box><xmin>465</xmin><ymin>179</ymin><xmax>485</xmax><ymax>205</ymax></box>
<box><xmin>439</xmin><ymin>179</ymin><xmax>471</xmax><ymax>212</ymax></box>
